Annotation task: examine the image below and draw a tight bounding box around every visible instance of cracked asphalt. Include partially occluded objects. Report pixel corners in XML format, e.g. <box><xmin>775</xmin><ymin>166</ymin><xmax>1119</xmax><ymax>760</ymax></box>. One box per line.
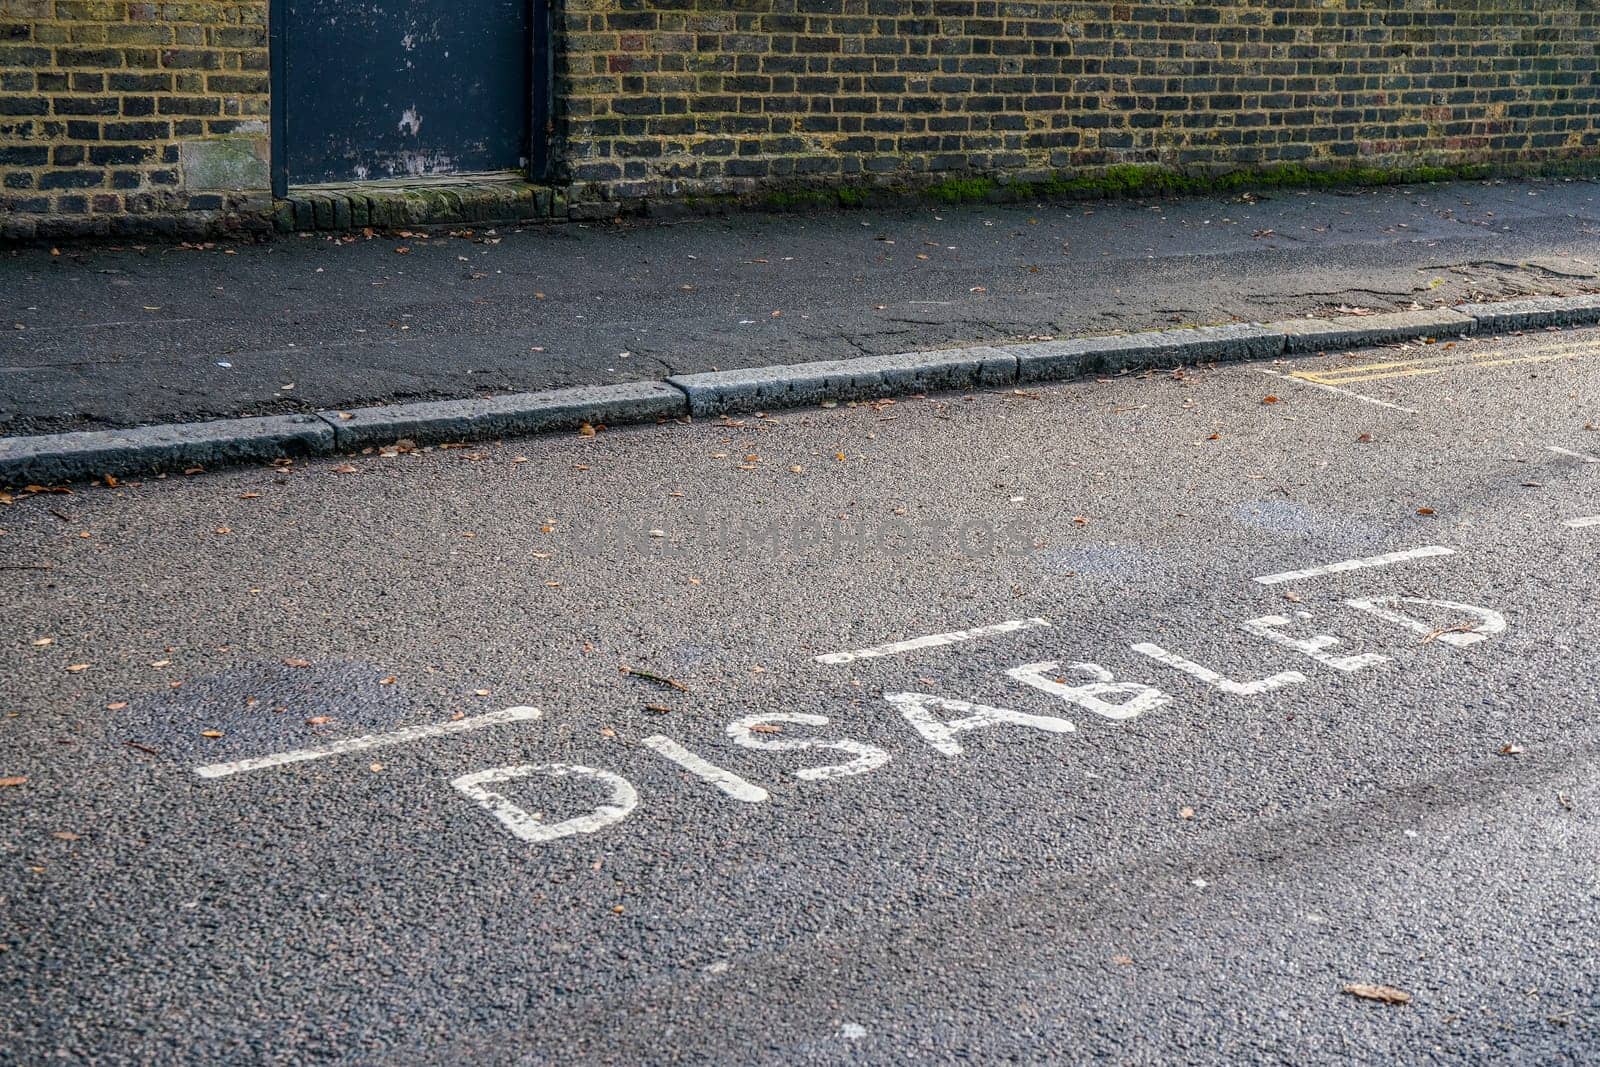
<box><xmin>3</xmin><ymin>328</ymin><xmax>1600</xmax><ymax>1063</ymax></box>
<box><xmin>4</xmin><ymin>178</ymin><xmax>1600</xmax><ymax>437</ymax></box>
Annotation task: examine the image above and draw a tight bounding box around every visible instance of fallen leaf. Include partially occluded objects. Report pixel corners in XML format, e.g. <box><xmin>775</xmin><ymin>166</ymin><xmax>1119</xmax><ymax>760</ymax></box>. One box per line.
<box><xmin>1416</xmin><ymin>507</ymin><xmax>1435</xmax><ymax>516</ymax></box>
<box><xmin>31</xmin><ymin>637</ymin><xmax>52</xmax><ymax>646</ymax></box>
<box><xmin>621</xmin><ymin>666</ymin><xmax>689</xmax><ymax>692</ymax></box>
<box><xmin>213</xmin><ymin>527</ymin><xmax>231</xmax><ymax>535</ymax></box>
<box><xmin>106</xmin><ymin>701</ymin><xmax>128</xmax><ymax>710</ymax></box>
<box><xmin>748</xmin><ymin>724</ymin><xmax>783</xmax><ymax>734</ymax></box>
<box><xmin>370</xmin><ymin>763</ymin><xmax>384</xmax><ymax>773</ymax></box>
<box><xmin>1356</xmin><ymin>433</ymin><xmax>1373</xmax><ymax>443</ymax></box>
<box><xmin>1342</xmin><ymin>983</ymin><xmax>1412</xmax><ymax>1005</ymax></box>
<box><xmin>200</xmin><ymin>729</ymin><xmax>224</xmax><ymax>738</ymax></box>
<box><xmin>1179</xmin><ymin>806</ymin><xmax>1195</xmax><ymax>819</ymax></box>
<box><xmin>281</xmin><ymin>657</ymin><xmax>312</xmax><ymax>668</ymax></box>
<box><xmin>239</xmin><ymin>492</ymin><xmax>261</xmax><ymax>499</ymax></box>
<box><xmin>65</xmin><ymin>663</ymin><xmax>90</xmax><ymax>673</ymax></box>
<box><xmin>305</xmin><ymin>715</ymin><xmax>331</xmax><ymax>725</ymax></box>
<box><xmin>378</xmin><ymin>676</ymin><xmax>397</xmax><ymax>685</ymax></box>
<box><xmin>1498</xmin><ymin>743</ymin><xmax>1525</xmax><ymax>755</ymax></box>
<box><xmin>334</xmin><ymin>464</ymin><xmax>358</xmax><ymax>474</ymax></box>
<box><xmin>1262</xmin><ymin>395</ymin><xmax>1280</xmax><ymax>404</ymax></box>
<box><xmin>473</xmin><ymin>689</ymin><xmax>490</xmax><ymax>696</ymax></box>
<box><xmin>0</xmin><ymin>776</ymin><xmax>27</xmax><ymax>787</ymax></box>
<box><xmin>1111</xmin><ymin>955</ymin><xmax>1133</xmax><ymax>965</ymax></box>
<box><xmin>52</xmin><ymin>831</ymin><xmax>79</xmax><ymax>841</ymax></box>
<box><xmin>149</xmin><ymin>659</ymin><xmax>171</xmax><ymax>668</ymax></box>
<box><xmin>578</xmin><ymin>422</ymin><xmax>597</xmax><ymax>437</ymax></box>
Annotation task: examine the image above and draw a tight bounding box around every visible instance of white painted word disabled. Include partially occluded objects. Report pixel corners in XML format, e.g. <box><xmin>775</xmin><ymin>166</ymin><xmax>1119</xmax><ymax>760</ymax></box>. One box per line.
<box><xmin>196</xmin><ymin>576</ymin><xmax>1507</xmax><ymax>846</ymax></box>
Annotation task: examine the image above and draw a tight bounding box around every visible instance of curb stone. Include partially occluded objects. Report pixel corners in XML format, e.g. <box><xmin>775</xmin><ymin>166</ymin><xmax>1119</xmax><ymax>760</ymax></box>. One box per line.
<box><xmin>668</xmin><ymin>346</ymin><xmax>1017</xmax><ymax>417</ymax></box>
<box><xmin>0</xmin><ymin>414</ymin><xmax>332</xmax><ymax>487</ymax></box>
<box><xmin>1012</xmin><ymin>323</ymin><xmax>1286</xmax><ymax>383</ymax></box>
<box><xmin>321</xmin><ymin>381</ymin><xmax>687</xmax><ymax>450</ymax></box>
<box><xmin>1455</xmin><ymin>294</ymin><xmax>1600</xmax><ymax>332</ymax></box>
<box><xmin>1279</xmin><ymin>308</ymin><xmax>1476</xmax><ymax>353</ymax></box>
<box><xmin>3</xmin><ymin>299</ymin><xmax>1597</xmax><ymax>486</ymax></box>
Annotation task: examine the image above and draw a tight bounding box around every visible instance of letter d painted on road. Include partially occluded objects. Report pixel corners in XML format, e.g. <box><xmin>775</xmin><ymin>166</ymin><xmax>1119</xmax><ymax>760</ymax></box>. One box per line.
<box><xmin>451</xmin><ymin>763</ymin><xmax>639</xmax><ymax>845</ymax></box>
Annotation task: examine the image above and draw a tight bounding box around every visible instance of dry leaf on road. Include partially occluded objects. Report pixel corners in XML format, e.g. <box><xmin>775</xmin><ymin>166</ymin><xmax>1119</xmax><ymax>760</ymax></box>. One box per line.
<box><xmin>1342</xmin><ymin>983</ymin><xmax>1412</xmax><ymax>1005</ymax></box>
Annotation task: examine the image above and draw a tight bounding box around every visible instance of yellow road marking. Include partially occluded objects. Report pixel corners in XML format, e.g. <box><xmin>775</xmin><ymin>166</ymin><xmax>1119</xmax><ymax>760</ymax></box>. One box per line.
<box><xmin>1292</xmin><ymin>337</ymin><xmax>1600</xmax><ymax>385</ymax></box>
<box><xmin>1295</xmin><ymin>366</ymin><xmax>1446</xmax><ymax>385</ymax></box>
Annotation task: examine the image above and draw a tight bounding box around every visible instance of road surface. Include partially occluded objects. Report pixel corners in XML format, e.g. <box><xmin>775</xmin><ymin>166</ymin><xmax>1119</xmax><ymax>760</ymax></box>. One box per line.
<box><xmin>4</xmin><ymin>328</ymin><xmax>1600</xmax><ymax>1063</ymax></box>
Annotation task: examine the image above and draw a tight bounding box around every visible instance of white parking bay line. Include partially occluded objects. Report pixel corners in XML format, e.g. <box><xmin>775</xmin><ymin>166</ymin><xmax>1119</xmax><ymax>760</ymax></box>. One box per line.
<box><xmin>1252</xmin><ymin>545</ymin><xmax>1454</xmax><ymax>586</ymax></box>
<box><xmin>1257</xmin><ymin>368</ymin><xmax>1420</xmax><ymax>414</ymax></box>
<box><xmin>1563</xmin><ymin>516</ymin><xmax>1600</xmax><ymax>528</ymax></box>
<box><xmin>1547</xmin><ymin>446</ymin><xmax>1600</xmax><ymax>464</ymax></box>
<box><xmin>193</xmin><ymin>705</ymin><xmax>543</xmax><ymax>779</ymax></box>
<box><xmin>816</xmin><ymin>617</ymin><xmax>1052</xmax><ymax>665</ymax></box>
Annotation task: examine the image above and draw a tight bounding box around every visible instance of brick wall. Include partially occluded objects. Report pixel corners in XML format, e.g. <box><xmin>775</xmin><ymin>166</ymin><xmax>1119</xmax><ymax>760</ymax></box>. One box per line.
<box><xmin>3</xmin><ymin>0</ymin><xmax>1600</xmax><ymax>235</ymax></box>
<box><xmin>556</xmin><ymin>0</ymin><xmax>1600</xmax><ymax>204</ymax></box>
<box><xmin>0</xmin><ymin>0</ymin><xmax>270</xmax><ymax>237</ymax></box>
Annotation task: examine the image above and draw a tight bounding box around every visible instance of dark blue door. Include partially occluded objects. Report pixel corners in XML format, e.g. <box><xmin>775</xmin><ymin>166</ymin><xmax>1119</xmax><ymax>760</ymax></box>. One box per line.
<box><xmin>278</xmin><ymin>0</ymin><xmax>531</xmax><ymax>186</ymax></box>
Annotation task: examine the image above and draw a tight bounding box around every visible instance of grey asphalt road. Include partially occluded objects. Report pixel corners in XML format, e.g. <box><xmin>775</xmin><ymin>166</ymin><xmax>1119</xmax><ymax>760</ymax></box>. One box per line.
<box><xmin>3</xmin><ymin>328</ymin><xmax>1600</xmax><ymax>1064</ymax></box>
<box><xmin>4</xmin><ymin>178</ymin><xmax>1600</xmax><ymax>437</ymax></box>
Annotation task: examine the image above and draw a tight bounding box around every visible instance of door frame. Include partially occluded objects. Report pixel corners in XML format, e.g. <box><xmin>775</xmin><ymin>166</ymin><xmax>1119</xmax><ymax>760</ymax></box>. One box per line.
<box><xmin>268</xmin><ymin>0</ymin><xmax>553</xmax><ymax>197</ymax></box>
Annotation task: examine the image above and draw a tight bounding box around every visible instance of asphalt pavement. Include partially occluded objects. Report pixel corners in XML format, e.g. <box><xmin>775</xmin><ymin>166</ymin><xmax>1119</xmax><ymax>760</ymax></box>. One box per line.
<box><xmin>4</xmin><ymin>178</ymin><xmax>1600</xmax><ymax>437</ymax></box>
<box><xmin>3</xmin><ymin>328</ymin><xmax>1600</xmax><ymax>1063</ymax></box>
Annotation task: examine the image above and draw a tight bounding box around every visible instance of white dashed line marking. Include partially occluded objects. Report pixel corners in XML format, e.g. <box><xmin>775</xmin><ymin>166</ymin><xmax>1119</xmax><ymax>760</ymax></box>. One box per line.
<box><xmin>1563</xmin><ymin>515</ymin><xmax>1600</xmax><ymax>528</ymax></box>
<box><xmin>1546</xmin><ymin>446</ymin><xmax>1600</xmax><ymax>464</ymax></box>
<box><xmin>815</xmin><ymin>617</ymin><xmax>1051</xmax><ymax>665</ymax></box>
<box><xmin>1251</xmin><ymin>545</ymin><xmax>1454</xmax><ymax>586</ymax></box>
<box><xmin>194</xmin><ymin>705</ymin><xmax>543</xmax><ymax>779</ymax></box>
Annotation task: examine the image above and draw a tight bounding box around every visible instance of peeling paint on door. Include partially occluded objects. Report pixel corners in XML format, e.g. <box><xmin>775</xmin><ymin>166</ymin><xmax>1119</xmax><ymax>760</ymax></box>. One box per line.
<box><xmin>281</xmin><ymin>0</ymin><xmax>530</xmax><ymax>186</ymax></box>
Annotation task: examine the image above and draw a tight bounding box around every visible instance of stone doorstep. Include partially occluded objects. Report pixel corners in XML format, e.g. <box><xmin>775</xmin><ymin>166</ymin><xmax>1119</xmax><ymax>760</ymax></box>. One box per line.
<box><xmin>272</xmin><ymin>179</ymin><xmax>561</xmax><ymax>233</ymax></box>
